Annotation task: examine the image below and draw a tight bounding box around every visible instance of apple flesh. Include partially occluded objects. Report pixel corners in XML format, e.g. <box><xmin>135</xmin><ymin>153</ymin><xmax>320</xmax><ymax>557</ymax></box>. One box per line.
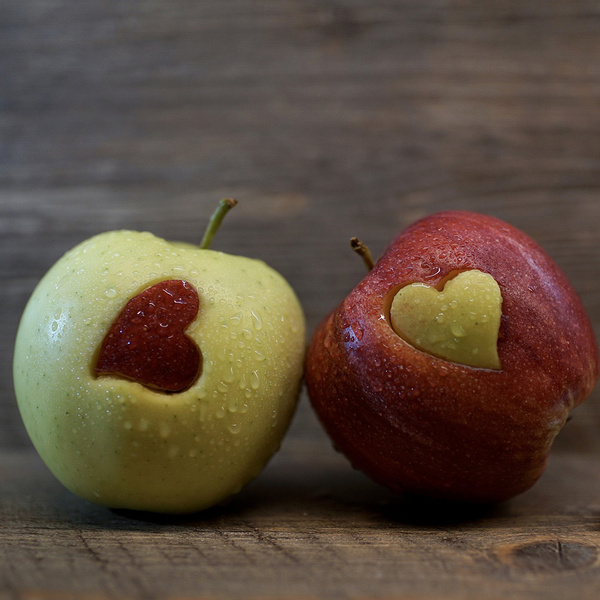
<box><xmin>390</xmin><ymin>269</ymin><xmax>503</xmax><ymax>370</ymax></box>
<box><xmin>13</xmin><ymin>229</ymin><xmax>305</xmax><ymax>513</ymax></box>
<box><xmin>305</xmin><ymin>211</ymin><xmax>599</xmax><ymax>503</ymax></box>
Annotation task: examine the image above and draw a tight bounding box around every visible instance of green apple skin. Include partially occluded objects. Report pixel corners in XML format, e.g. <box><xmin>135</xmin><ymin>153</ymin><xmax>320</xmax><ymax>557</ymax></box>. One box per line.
<box><xmin>13</xmin><ymin>230</ymin><xmax>305</xmax><ymax>514</ymax></box>
<box><xmin>305</xmin><ymin>211</ymin><xmax>599</xmax><ymax>503</ymax></box>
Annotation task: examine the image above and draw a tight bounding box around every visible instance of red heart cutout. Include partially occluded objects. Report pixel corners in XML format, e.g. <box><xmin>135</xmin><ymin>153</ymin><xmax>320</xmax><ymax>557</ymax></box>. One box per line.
<box><xmin>95</xmin><ymin>279</ymin><xmax>201</xmax><ymax>393</ymax></box>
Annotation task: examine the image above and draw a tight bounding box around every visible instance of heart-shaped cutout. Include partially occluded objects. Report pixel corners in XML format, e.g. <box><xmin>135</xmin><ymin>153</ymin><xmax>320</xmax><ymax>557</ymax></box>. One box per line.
<box><xmin>95</xmin><ymin>279</ymin><xmax>201</xmax><ymax>392</ymax></box>
<box><xmin>389</xmin><ymin>269</ymin><xmax>502</xmax><ymax>370</ymax></box>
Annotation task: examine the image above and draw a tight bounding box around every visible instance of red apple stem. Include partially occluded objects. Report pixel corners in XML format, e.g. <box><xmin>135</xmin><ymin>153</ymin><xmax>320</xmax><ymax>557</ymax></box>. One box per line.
<box><xmin>350</xmin><ymin>237</ymin><xmax>375</xmax><ymax>271</ymax></box>
<box><xmin>200</xmin><ymin>198</ymin><xmax>238</xmax><ymax>249</ymax></box>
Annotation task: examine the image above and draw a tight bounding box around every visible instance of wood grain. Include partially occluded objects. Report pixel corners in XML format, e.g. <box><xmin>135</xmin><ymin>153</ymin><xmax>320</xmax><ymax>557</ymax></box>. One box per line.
<box><xmin>3</xmin><ymin>438</ymin><xmax>600</xmax><ymax>599</ymax></box>
<box><xmin>2</xmin><ymin>0</ymin><xmax>600</xmax><ymax>597</ymax></box>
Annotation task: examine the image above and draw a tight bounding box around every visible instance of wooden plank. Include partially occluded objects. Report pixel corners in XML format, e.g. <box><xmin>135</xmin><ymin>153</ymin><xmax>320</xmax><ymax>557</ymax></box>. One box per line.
<box><xmin>2</xmin><ymin>438</ymin><xmax>600</xmax><ymax>599</ymax></box>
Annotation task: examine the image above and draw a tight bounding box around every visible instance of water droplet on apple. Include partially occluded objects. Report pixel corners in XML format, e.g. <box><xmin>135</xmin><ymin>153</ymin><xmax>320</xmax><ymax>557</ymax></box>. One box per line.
<box><xmin>451</xmin><ymin>323</ymin><xmax>466</xmax><ymax>338</ymax></box>
<box><xmin>216</xmin><ymin>406</ymin><xmax>226</xmax><ymax>419</ymax></box>
<box><xmin>227</xmin><ymin>421</ymin><xmax>242</xmax><ymax>435</ymax></box>
<box><xmin>238</xmin><ymin>374</ymin><xmax>247</xmax><ymax>390</ymax></box>
<box><xmin>251</xmin><ymin>310</ymin><xmax>263</xmax><ymax>331</ymax></box>
<box><xmin>105</xmin><ymin>287</ymin><xmax>117</xmax><ymax>298</ymax></box>
<box><xmin>424</xmin><ymin>266</ymin><xmax>441</xmax><ymax>279</ymax></box>
<box><xmin>353</xmin><ymin>323</ymin><xmax>365</xmax><ymax>341</ymax></box>
<box><xmin>250</xmin><ymin>370</ymin><xmax>260</xmax><ymax>390</ymax></box>
<box><xmin>224</xmin><ymin>365</ymin><xmax>235</xmax><ymax>383</ymax></box>
<box><xmin>230</xmin><ymin>312</ymin><xmax>242</xmax><ymax>324</ymax></box>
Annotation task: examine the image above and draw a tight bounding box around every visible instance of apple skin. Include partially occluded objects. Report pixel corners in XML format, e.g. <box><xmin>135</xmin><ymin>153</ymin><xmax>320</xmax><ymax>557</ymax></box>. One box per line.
<box><xmin>305</xmin><ymin>211</ymin><xmax>599</xmax><ymax>503</ymax></box>
<box><xmin>13</xmin><ymin>230</ymin><xmax>305</xmax><ymax>513</ymax></box>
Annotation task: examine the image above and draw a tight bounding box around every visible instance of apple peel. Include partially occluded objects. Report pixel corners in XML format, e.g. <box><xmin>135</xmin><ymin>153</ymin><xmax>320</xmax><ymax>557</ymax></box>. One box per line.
<box><xmin>95</xmin><ymin>279</ymin><xmax>201</xmax><ymax>393</ymax></box>
<box><xmin>390</xmin><ymin>269</ymin><xmax>503</xmax><ymax>370</ymax></box>
<box><xmin>305</xmin><ymin>211</ymin><xmax>599</xmax><ymax>503</ymax></box>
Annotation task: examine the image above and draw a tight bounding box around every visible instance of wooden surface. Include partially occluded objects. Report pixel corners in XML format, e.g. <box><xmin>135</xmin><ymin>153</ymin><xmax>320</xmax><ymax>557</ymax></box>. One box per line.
<box><xmin>4</xmin><ymin>442</ymin><xmax>600</xmax><ymax>600</ymax></box>
<box><xmin>2</xmin><ymin>1</ymin><xmax>600</xmax><ymax>598</ymax></box>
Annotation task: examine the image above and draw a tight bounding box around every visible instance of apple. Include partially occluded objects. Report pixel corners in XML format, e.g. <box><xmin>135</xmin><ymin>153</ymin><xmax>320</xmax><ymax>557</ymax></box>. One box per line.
<box><xmin>305</xmin><ymin>211</ymin><xmax>599</xmax><ymax>503</ymax></box>
<box><xmin>13</xmin><ymin>199</ymin><xmax>306</xmax><ymax>513</ymax></box>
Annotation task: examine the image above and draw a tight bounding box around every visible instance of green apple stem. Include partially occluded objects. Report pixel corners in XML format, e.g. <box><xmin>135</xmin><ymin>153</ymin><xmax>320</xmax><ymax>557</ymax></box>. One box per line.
<box><xmin>350</xmin><ymin>237</ymin><xmax>374</xmax><ymax>271</ymax></box>
<box><xmin>200</xmin><ymin>198</ymin><xmax>238</xmax><ymax>249</ymax></box>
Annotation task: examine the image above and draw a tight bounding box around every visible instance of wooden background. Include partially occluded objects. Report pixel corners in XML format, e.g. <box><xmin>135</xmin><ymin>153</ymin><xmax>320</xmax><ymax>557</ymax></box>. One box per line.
<box><xmin>2</xmin><ymin>1</ymin><xmax>600</xmax><ymax>598</ymax></box>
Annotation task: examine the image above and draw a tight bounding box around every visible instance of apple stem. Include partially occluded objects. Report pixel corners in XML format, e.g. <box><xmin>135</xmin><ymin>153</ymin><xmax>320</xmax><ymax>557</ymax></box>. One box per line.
<box><xmin>350</xmin><ymin>237</ymin><xmax>375</xmax><ymax>271</ymax></box>
<box><xmin>200</xmin><ymin>198</ymin><xmax>238</xmax><ymax>249</ymax></box>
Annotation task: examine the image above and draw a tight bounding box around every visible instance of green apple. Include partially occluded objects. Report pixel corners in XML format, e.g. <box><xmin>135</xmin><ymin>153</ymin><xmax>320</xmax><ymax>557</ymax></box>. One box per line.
<box><xmin>13</xmin><ymin>200</ymin><xmax>306</xmax><ymax>514</ymax></box>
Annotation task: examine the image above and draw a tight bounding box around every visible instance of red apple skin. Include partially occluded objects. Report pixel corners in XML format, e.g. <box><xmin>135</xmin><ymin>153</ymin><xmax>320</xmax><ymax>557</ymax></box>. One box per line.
<box><xmin>305</xmin><ymin>211</ymin><xmax>599</xmax><ymax>503</ymax></box>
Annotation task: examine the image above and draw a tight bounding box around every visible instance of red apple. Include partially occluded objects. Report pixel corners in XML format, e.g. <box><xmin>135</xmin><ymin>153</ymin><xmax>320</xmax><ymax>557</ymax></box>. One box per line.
<box><xmin>305</xmin><ymin>211</ymin><xmax>599</xmax><ymax>503</ymax></box>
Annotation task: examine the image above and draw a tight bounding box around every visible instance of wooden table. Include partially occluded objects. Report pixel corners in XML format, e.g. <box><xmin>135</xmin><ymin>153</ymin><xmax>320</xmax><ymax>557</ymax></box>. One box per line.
<box><xmin>2</xmin><ymin>1</ymin><xmax>600</xmax><ymax>598</ymax></box>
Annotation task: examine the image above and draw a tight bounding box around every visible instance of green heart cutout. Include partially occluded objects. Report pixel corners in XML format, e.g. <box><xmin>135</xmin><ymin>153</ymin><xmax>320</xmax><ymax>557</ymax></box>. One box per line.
<box><xmin>390</xmin><ymin>269</ymin><xmax>502</xmax><ymax>370</ymax></box>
